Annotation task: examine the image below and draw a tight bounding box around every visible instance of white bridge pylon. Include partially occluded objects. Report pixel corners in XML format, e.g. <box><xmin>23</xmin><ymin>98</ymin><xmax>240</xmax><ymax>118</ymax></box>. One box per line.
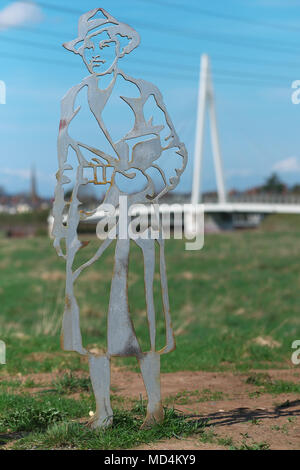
<box><xmin>191</xmin><ymin>54</ymin><xmax>227</xmax><ymax>205</ymax></box>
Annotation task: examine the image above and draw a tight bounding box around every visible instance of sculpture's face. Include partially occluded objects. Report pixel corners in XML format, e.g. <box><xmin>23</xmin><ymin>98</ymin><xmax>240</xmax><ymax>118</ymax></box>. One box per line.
<box><xmin>82</xmin><ymin>30</ymin><xmax>119</xmax><ymax>74</ymax></box>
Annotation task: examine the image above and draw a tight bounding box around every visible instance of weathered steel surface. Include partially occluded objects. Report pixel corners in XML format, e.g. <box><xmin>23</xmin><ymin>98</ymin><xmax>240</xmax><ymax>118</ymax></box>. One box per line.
<box><xmin>52</xmin><ymin>7</ymin><xmax>187</xmax><ymax>429</ymax></box>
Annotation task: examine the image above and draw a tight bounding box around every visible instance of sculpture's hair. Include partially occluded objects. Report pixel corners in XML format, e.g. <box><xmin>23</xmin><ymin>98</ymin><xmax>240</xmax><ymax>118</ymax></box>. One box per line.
<box><xmin>63</xmin><ymin>8</ymin><xmax>140</xmax><ymax>57</ymax></box>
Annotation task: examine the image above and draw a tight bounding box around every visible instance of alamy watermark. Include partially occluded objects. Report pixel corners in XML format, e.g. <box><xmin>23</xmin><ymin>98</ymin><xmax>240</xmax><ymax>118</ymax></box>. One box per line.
<box><xmin>291</xmin><ymin>80</ymin><xmax>300</xmax><ymax>104</ymax></box>
<box><xmin>291</xmin><ymin>340</ymin><xmax>300</xmax><ymax>365</ymax></box>
<box><xmin>0</xmin><ymin>80</ymin><xmax>6</xmax><ymax>104</ymax></box>
<box><xmin>94</xmin><ymin>196</ymin><xmax>204</xmax><ymax>251</ymax></box>
<box><xmin>0</xmin><ymin>340</ymin><xmax>5</xmax><ymax>365</ymax></box>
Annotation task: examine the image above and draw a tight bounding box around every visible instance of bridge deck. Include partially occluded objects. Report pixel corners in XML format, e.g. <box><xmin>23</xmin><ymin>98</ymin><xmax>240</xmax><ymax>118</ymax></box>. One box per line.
<box><xmin>84</xmin><ymin>202</ymin><xmax>300</xmax><ymax>223</ymax></box>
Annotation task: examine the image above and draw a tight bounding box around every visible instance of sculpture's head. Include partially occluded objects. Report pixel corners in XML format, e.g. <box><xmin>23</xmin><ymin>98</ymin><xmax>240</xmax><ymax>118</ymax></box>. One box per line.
<box><xmin>63</xmin><ymin>8</ymin><xmax>140</xmax><ymax>75</ymax></box>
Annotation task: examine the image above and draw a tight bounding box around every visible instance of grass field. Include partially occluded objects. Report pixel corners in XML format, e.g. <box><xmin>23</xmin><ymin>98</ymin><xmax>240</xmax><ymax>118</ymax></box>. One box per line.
<box><xmin>0</xmin><ymin>214</ymin><xmax>300</xmax><ymax>449</ymax></box>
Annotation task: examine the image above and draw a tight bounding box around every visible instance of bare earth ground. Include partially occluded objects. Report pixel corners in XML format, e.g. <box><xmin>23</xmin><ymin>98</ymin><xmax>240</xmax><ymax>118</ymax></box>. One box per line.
<box><xmin>119</xmin><ymin>368</ymin><xmax>300</xmax><ymax>450</ymax></box>
<box><xmin>8</xmin><ymin>367</ymin><xmax>300</xmax><ymax>450</ymax></box>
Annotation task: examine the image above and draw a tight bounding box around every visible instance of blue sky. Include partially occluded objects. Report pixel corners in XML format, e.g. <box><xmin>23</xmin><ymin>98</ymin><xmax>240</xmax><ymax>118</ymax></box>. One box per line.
<box><xmin>0</xmin><ymin>0</ymin><xmax>300</xmax><ymax>197</ymax></box>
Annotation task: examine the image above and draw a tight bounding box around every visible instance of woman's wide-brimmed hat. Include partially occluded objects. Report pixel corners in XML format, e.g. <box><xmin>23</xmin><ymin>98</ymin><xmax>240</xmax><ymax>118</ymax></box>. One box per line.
<box><xmin>63</xmin><ymin>8</ymin><xmax>140</xmax><ymax>56</ymax></box>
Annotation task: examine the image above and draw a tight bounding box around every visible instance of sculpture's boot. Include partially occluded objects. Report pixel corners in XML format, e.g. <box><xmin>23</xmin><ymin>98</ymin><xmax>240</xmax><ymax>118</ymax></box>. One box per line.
<box><xmin>139</xmin><ymin>352</ymin><xmax>164</xmax><ymax>429</ymax></box>
<box><xmin>88</xmin><ymin>354</ymin><xmax>113</xmax><ymax>428</ymax></box>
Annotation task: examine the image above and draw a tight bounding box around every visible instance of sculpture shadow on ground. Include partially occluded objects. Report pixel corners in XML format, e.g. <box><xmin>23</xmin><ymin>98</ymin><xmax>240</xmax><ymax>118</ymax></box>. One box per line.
<box><xmin>183</xmin><ymin>399</ymin><xmax>300</xmax><ymax>428</ymax></box>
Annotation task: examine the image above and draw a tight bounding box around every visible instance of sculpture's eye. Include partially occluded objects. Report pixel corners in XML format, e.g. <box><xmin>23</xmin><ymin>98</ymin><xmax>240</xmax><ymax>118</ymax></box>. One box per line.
<box><xmin>99</xmin><ymin>40</ymin><xmax>110</xmax><ymax>50</ymax></box>
<box><xmin>84</xmin><ymin>38</ymin><xmax>94</xmax><ymax>50</ymax></box>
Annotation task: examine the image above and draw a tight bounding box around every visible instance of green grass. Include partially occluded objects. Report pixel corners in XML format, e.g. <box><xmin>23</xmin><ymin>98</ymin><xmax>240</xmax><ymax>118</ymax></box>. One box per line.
<box><xmin>52</xmin><ymin>372</ymin><xmax>91</xmax><ymax>395</ymax></box>
<box><xmin>246</xmin><ymin>372</ymin><xmax>300</xmax><ymax>396</ymax></box>
<box><xmin>0</xmin><ymin>222</ymin><xmax>299</xmax><ymax>449</ymax></box>
<box><xmin>246</xmin><ymin>372</ymin><xmax>274</xmax><ymax>386</ymax></box>
<box><xmin>1</xmin><ymin>227</ymin><xmax>300</xmax><ymax>374</ymax></box>
<box><xmin>9</xmin><ymin>402</ymin><xmax>205</xmax><ymax>450</ymax></box>
<box><xmin>195</xmin><ymin>429</ymin><xmax>269</xmax><ymax>450</ymax></box>
<box><xmin>230</xmin><ymin>440</ymin><xmax>270</xmax><ymax>450</ymax></box>
<box><xmin>217</xmin><ymin>436</ymin><xmax>234</xmax><ymax>447</ymax></box>
<box><xmin>0</xmin><ymin>392</ymin><xmax>92</xmax><ymax>432</ymax></box>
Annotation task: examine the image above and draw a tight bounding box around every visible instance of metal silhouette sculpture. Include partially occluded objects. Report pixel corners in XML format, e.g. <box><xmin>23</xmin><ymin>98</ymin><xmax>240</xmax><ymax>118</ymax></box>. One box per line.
<box><xmin>52</xmin><ymin>8</ymin><xmax>187</xmax><ymax>429</ymax></box>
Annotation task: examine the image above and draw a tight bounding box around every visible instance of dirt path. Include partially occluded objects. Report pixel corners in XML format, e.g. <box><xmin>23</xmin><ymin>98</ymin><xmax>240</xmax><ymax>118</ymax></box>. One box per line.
<box><xmin>110</xmin><ymin>368</ymin><xmax>300</xmax><ymax>450</ymax></box>
<box><xmin>2</xmin><ymin>368</ymin><xmax>299</xmax><ymax>450</ymax></box>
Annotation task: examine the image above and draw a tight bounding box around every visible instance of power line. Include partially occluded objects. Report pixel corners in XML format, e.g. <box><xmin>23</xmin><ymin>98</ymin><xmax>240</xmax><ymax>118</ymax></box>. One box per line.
<box><xmin>0</xmin><ymin>20</ymin><xmax>65</xmax><ymax>38</ymax></box>
<box><xmin>0</xmin><ymin>26</ymin><xmax>296</xmax><ymax>86</ymax></box>
<box><xmin>0</xmin><ymin>51</ymin><xmax>79</xmax><ymax>69</ymax></box>
<box><xmin>11</xmin><ymin>0</ymin><xmax>300</xmax><ymax>56</ymax></box>
<box><xmin>0</xmin><ymin>17</ymin><xmax>299</xmax><ymax>74</ymax></box>
<box><xmin>133</xmin><ymin>59</ymin><xmax>297</xmax><ymax>84</ymax></box>
<box><xmin>213</xmin><ymin>67</ymin><xmax>294</xmax><ymax>83</ymax></box>
<box><xmin>0</xmin><ymin>1</ymin><xmax>297</xmax><ymax>88</ymax></box>
<box><xmin>210</xmin><ymin>53</ymin><xmax>298</xmax><ymax>70</ymax></box>
<box><xmin>0</xmin><ymin>34</ymin><xmax>59</xmax><ymax>52</ymax></box>
<box><xmin>137</xmin><ymin>0</ymin><xmax>300</xmax><ymax>34</ymax></box>
<box><xmin>135</xmin><ymin>45</ymin><xmax>300</xmax><ymax>72</ymax></box>
<box><xmin>8</xmin><ymin>0</ymin><xmax>83</xmax><ymax>15</ymax></box>
<box><xmin>2</xmin><ymin>21</ymin><xmax>300</xmax><ymax>63</ymax></box>
<box><xmin>0</xmin><ymin>51</ymin><xmax>293</xmax><ymax>89</ymax></box>
<box><xmin>0</xmin><ymin>28</ymin><xmax>295</xmax><ymax>85</ymax></box>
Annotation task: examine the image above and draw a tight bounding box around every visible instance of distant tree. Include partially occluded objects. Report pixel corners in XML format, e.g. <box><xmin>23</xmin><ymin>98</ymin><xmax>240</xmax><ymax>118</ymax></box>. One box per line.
<box><xmin>291</xmin><ymin>184</ymin><xmax>300</xmax><ymax>194</ymax></box>
<box><xmin>0</xmin><ymin>186</ymin><xmax>5</xmax><ymax>196</ymax></box>
<box><xmin>262</xmin><ymin>173</ymin><xmax>286</xmax><ymax>194</ymax></box>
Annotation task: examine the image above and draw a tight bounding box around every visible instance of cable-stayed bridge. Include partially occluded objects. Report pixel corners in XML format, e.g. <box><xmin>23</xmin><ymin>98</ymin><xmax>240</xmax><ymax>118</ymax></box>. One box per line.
<box><xmin>190</xmin><ymin>54</ymin><xmax>300</xmax><ymax>216</ymax></box>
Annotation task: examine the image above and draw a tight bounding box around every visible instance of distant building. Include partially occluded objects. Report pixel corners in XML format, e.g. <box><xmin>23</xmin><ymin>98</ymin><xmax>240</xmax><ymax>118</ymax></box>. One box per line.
<box><xmin>0</xmin><ymin>165</ymin><xmax>50</xmax><ymax>215</ymax></box>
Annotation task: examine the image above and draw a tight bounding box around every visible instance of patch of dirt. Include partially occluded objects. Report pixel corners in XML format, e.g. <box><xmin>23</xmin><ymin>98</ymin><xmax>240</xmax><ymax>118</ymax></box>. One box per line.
<box><xmin>108</xmin><ymin>368</ymin><xmax>300</xmax><ymax>450</ymax></box>
<box><xmin>24</xmin><ymin>352</ymin><xmax>63</xmax><ymax>362</ymax></box>
<box><xmin>110</xmin><ymin>368</ymin><xmax>299</xmax><ymax>400</ymax></box>
<box><xmin>177</xmin><ymin>272</ymin><xmax>211</xmax><ymax>281</ymax></box>
<box><xmin>2</xmin><ymin>367</ymin><xmax>300</xmax><ymax>449</ymax></box>
<box><xmin>39</xmin><ymin>271</ymin><xmax>65</xmax><ymax>281</ymax></box>
<box><xmin>136</xmin><ymin>437</ymin><xmax>225</xmax><ymax>450</ymax></box>
<box><xmin>252</xmin><ymin>336</ymin><xmax>282</xmax><ymax>349</ymax></box>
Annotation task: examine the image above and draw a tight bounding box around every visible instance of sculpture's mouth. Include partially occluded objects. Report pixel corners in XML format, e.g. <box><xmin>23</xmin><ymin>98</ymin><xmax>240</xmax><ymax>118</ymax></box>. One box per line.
<box><xmin>91</xmin><ymin>58</ymin><xmax>106</xmax><ymax>67</ymax></box>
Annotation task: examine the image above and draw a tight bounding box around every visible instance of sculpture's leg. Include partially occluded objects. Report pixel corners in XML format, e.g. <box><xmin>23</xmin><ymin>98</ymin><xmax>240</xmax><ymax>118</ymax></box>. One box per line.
<box><xmin>134</xmin><ymin>237</ymin><xmax>156</xmax><ymax>351</ymax></box>
<box><xmin>139</xmin><ymin>351</ymin><xmax>164</xmax><ymax>429</ymax></box>
<box><xmin>107</xmin><ymin>237</ymin><xmax>141</xmax><ymax>356</ymax></box>
<box><xmin>61</xmin><ymin>258</ymin><xmax>86</xmax><ymax>355</ymax></box>
<box><xmin>157</xmin><ymin>237</ymin><xmax>175</xmax><ymax>354</ymax></box>
<box><xmin>88</xmin><ymin>354</ymin><xmax>113</xmax><ymax>428</ymax></box>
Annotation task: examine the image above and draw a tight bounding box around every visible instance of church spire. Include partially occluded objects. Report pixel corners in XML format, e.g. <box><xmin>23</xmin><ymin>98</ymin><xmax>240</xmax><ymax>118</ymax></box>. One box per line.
<box><xmin>31</xmin><ymin>164</ymin><xmax>38</xmax><ymax>203</ymax></box>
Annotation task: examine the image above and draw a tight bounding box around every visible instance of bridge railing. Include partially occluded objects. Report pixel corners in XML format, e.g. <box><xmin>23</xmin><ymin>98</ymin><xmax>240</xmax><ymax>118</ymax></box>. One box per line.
<box><xmin>202</xmin><ymin>193</ymin><xmax>300</xmax><ymax>204</ymax></box>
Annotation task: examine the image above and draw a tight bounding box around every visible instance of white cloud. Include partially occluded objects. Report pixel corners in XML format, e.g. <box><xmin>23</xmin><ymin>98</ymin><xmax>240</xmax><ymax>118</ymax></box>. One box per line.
<box><xmin>272</xmin><ymin>156</ymin><xmax>300</xmax><ymax>173</ymax></box>
<box><xmin>0</xmin><ymin>1</ymin><xmax>43</xmax><ymax>31</ymax></box>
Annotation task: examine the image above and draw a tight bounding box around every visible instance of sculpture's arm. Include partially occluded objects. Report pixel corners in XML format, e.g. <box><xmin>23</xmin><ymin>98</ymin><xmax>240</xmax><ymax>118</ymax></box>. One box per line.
<box><xmin>52</xmin><ymin>137</ymin><xmax>78</xmax><ymax>258</ymax></box>
<box><xmin>150</xmin><ymin>88</ymin><xmax>188</xmax><ymax>200</ymax></box>
<box><xmin>52</xmin><ymin>84</ymin><xmax>86</xmax><ymax>258</ymax></box>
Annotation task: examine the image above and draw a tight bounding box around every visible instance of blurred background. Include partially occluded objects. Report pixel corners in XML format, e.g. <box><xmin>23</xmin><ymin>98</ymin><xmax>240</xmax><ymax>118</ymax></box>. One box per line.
<box><xmin>1</xmin><ymin>0</ymin><xmax>300</xmax><ymax>235</ymax></box>
<box><xmin>1</xmin><ymin>3</ymin><xmax>300</xmax><ymax>450</ymax></box>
